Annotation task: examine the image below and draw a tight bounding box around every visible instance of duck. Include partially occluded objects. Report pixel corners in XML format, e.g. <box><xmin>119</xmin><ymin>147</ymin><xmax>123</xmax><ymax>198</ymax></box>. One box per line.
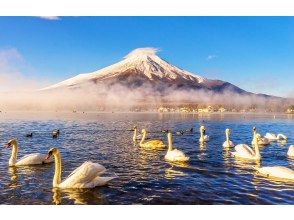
<box><xmin>25</xmin><ymin>132</ymin><xmax>33</xmax><ymax>138</ymax></box>
<box><xmin>186</xmin><ymin>128</ymin><xmax>193</xmax><ymax>132</ymax></box>
<box><xmin>199</xmin><ymin>125</ymin><xmax>209</xmax><ymax>143</ymax></box>
<box><xmin>251</xmin><ymin>127</ymin><xmax>270</xmax><ymax>146</ymax></box>
<box><xmin>164</xmin><ymin>131</ymin><xmax>189</xmax><ymax>162</ymax></box>
<box><xmin>52</xmin><ymin>129</ymin><xmax>60</xmax><ymax>138</ymax></box>
<box><xmin>287</xmin><ymin>145</ymin><xmax>294</xmax><ymax>158</ymax></box>
<box><xmin>255</xmin><ymin>166</ymin><xmax>294</xmax><ymax>182</ymax></box>
<box><xmin>222</xmin><ymin>128</ymin><xmax>234</xmax><ymax>148</ymax></box>
<box><xmin>176</xmin><ymin>130</ymin><xmax>184</xmax><ymax>136</ymax></box>
<box><xmin>139</xmin><ymin>129</ymin><xmax>165</xmax><ymax>149</ymax></box>
<box><xmin>4</xmin><ymin>139</ymin><xmax>53</xmax><ymax>166</ymax></box>
<box><xmin>45</xmin><ymin>148</ymin><xmax>115</xmax><ymax>188</ymax></box>
<box><xmin>231</xmin><ymin>133</ymin><xmax>261</xmax><ymax>161</ymax></box>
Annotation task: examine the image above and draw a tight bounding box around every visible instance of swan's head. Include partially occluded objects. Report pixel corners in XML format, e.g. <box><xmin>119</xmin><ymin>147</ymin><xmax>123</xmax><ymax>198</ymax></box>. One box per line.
<box><xmin>225</xmin><ymin>128</ymin><xmax>230</xmax><ymax>135</ymax></box>
<box><xmin>5</xmin><ymin>139</ymin><xmax>17</xmax><ymax>148</ymax></box>
<box><xmin>141</xmin><ymin>128</ymin><xmax>147</xmax><ymax>134</ymax></box>
<box><xmin>200</xmin><ymin>125</ymin><xmax>206</xmax><ymax>134</ymax></box>
<box><xmin>46</xmin><ymin>148</ymin><xmax>59</xmax><ymax>160</ymax></box>
<box><xmin>253</xmin><ymin>127</ymin><xmax>257</xmax><ymax>132</ymax></box>
<box><xmin>167</xmin><ymin>130</ymin><xmax>172</xmax><ymax>138</ymax></box>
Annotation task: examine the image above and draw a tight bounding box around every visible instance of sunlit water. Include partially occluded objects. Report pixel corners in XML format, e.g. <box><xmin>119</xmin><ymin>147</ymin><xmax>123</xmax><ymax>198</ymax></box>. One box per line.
<box><xmin>0</xmin><ymin>112</ymin><xmax>293</xmax><ymax>205</ymax></box>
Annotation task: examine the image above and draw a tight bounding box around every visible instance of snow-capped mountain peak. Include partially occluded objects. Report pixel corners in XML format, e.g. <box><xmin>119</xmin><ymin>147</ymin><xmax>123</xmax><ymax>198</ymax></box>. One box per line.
<box><xmin>42</xmin><ymin>48</ymin><xmax>207</xmax><ymax>90</ymax></box>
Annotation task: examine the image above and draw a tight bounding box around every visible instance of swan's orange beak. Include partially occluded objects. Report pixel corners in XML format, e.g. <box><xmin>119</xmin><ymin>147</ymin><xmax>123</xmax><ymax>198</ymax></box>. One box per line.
<box><xmin>45</xmin><ymin>151</ymin><xmax>53</xmax><ymax>160</ymax></box>
<box><xmin>4</xmin><ymin>143</ymin><xmax>11</xmax><ymax>148</ymax></box>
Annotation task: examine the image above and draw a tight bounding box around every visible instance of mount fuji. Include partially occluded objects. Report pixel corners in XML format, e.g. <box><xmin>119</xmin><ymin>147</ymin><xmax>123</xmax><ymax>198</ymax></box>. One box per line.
<box><xmin>42</xmin><ymin>48</ymin><xmax>250</xmax><ymax>95</ymax></box>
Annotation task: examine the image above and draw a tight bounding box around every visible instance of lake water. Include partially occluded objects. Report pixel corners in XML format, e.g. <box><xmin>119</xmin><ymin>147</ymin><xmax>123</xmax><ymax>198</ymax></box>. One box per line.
<box><xmin>0</xmin><ymin>112</ymin><xmax>293</xmax><ymax>204</ymax></box>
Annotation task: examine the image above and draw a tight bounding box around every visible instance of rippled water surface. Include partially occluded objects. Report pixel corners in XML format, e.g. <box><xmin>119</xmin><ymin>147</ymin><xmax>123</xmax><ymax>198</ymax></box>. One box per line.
<box><xmin>0</xmin><ymin>112</ymin><xmax>293</xmax><ymax>204</ymax></box>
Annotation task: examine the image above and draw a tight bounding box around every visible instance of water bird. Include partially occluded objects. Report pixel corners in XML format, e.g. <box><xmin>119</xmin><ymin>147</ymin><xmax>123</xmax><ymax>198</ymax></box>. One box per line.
<box><xmin>251</xmin><ymin>127</ymin><xmax>270</xmax><ymax>146</ymax></box>
<box><xmin>45</xmin><ymin>148</ymin><xmax>115</xmax><ymax>188</ymax></box>
<box><xmin>287</xmin><ymin>145</ymin><xmax>294</xmax><ymax>158</ymax></box>
<box><xmin>52</xmin><ymin>129</ymin><xmax>60</xmax><ymax>138</ymax></box>
<box><xmin>264</xmin><ymin>133</ymin><xmax>287</xmax><ymax>142</ymax></box>
<box><xmin>161</xmin><ymin>129</ymin><xmax>168</xmax><ymax>133</ymax></box>
<box><xmin>231</xmin><ymin>133</ymin><xmax>261</xmax><ymax>161</ymax></box>
<box><xmin>222</xmin><ymin>128</ymin><xmax>234</xmax><ymax>148</ymax></box>
<box><xmin>186</xmin><ymin>128</ymin><xmax>193</xmax><ymax>132</ymax></box>
<box><xmin>164</xmin><ymin>131</ymin><xmax>189</xmax><ymax>162</ymax></box>
<box><xmin>139</xmin><ymin>129</ymin><xmax>165</xmax><ymax>149</ymax></box>
<box><xmin>176</xmin><ymin>130</ymin><xmax>184</xmax><ymax>136</ymax></box>
<box><xmin>4</xmin><ymin>139</ymin><xmax>53</xmax><ymax>166</ymax></box>
<box><xmin>25</xmin><ymin>132</ymin><xmax>33</xmax><ymax>138</ymax></box>
<box><xmin>199</xmin><ymin>125</ymin><xmax>209</xmax><ymax>143</ymax></box>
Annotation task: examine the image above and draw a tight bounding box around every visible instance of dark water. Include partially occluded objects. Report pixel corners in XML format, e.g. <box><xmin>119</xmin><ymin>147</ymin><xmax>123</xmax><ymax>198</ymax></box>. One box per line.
<box><xmin>0</xmin><ymin>112</ymin><xmax>293</xmax><ymax>205</ymax></box>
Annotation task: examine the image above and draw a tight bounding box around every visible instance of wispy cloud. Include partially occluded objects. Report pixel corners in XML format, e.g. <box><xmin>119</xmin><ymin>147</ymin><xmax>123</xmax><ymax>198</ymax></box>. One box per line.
<box><xmin>206</xmin><ymin>54</ymin><xmax>218</xmax><ymax>61</ymax></box>
<box><xmin>37</xmin><ymin>16</ymin><xmax>60</xmax><ymax>21</ymax></box>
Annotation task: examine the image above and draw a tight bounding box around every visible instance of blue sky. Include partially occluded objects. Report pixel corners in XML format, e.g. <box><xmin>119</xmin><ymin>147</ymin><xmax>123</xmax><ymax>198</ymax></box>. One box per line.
<box><xmin>0</xmin><ymin>16</ymin><xmax>293</xmax><ymax>97</ymax></box>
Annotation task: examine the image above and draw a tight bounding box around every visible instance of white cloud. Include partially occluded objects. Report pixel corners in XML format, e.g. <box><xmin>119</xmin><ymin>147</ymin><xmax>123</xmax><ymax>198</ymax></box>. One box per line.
<box><xmin>37</xmin><ymin>16</ymin><xmax>60</xmax><ymax>20</ymax></box>
<box><xmin>206</xmin><ymin>54</ymin><xmax>218</xmax><ymax>60</ymax></box>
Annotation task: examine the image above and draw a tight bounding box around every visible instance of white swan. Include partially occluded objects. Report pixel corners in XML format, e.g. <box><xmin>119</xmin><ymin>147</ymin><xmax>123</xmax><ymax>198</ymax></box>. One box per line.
<box><xmin>255</xmin><ymin>166</ymin><xmax>294</xmax><ymax>182</ymax></box>
<box><xmin>164</xmin><ymin>131</ymin><xmax>189</xmax><ymax>162</ymax></box>
<box><xmin>139</xmin><ymin>129</ymin><xmax>165</xmax><ymax>149</ymax></box>
<box><xmin>46</xmin><ymin>148</ymin><xmax>115</xmax><ymax>188</ymax></box>
<box><xmin>231</xmin><ymin>133</ymin><xmax>261</xmax><ymax>161</ymax></box>
<box><xmin>287</xmin><ymin>145</ymin><xmax>294</xmax><ymax>158</ymax></box>
<box><xmin>5</xmin><ymin>139</ymin><xmax>53</xmax><ymax>166</ymax></box>
<box><xmin>264</xmin><ymin>133</ymin><xmax>287</xmax><ymax>142</ymax></box>
<box><xmin>222</xmin><ymin>128</ymin><xmax>234</xmax><ymax>148</ymax></box>
<box><xmin>251</xmin><ymin>127</ymin><xmax>270</xmax><ymax>146</ymax></box>
<box><xmin>199</xmin><ymin>125</ymin><xmax>209</xmax><ymax>143</ymax></box>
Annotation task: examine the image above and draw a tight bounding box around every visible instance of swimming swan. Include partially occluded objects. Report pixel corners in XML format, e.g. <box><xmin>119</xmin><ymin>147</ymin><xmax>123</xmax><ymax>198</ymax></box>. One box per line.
<box><xmin>264</xmin><ymin>133</ymin><xmax>287</xmax><ymax>142</ymax></box>
<box><xmin>251</xmin><ymin>127</ymin><xmax>270</xmax><ymax>146</ymax></box>
<box><xmin>222</xmin><ymin>128</ymin><xmax>234</xmax><ymax>148</ymax></box>
<box><xmin>5</xmin><ymin>139</ymin><xmax>53</xmax><ymax>166</ymax></box>
<box><xmin>139</xmin><ymin>129</ymin><xmax>165</xmax><ymax>149</ymax></box>
<box><xmin>46</xmin><ymin>148</ymin><xmax>115</xmax><ymax>188</ymax></box>
<box><xmin>287</xmin><ymin>145</ymin><xmax>294</xmax><ymax>158</ymax></box>
<box><xmin>231</xmin><ymin>134</ymin><xmax>261</xmax><ymax>161</ymax></box>
<box><xmin>164</xmin><ymin>131</ymin><xmax>189</xmax><ymax>162</ymax></box>
<box><xmin>255</xmin><ymin>166</ymin><xmax>294</xmax><ymax>182</ymax></box>
<box><xmin>199</xmin><ymin>125</ymin><xmax>209</xmax><ymax>143</ymax></box>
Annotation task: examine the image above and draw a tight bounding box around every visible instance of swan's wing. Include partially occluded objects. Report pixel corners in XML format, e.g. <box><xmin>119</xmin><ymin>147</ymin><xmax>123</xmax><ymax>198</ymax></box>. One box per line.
<box><xmin>277</xmin><ymin>134</ymin><xmax>287</xmax><ymax>140</ymax></box>
<box><xmin>257</xmin><ymin>166</ymin><xmax>294</xmax><ymax>180</ymax></box>
<box><xmin>287</xmin><ymin>146</ymin><xmax>294</xmax><ymax>157</ymax></box>
<box><xmin>82</xmin><ymin>176</ymin><xmax>116</xmax><ymax>188</ymax></box>
<box><xmin>15</xmin><ymin>153</ymin><xmax>50</xmax><ymax>166</ymax></box>
<box><xmin>234</xmin><ymin>144</ymin><xmax>255</xmax><ymax>157</ymax></box>
<box><xmin>204</xmin><ymin>135</ymin><xmax>209</xmax><ymax>141</ymax></box>
<box><xmin>59</xmin><ymin>161</ymin><xmax>106</xmax><ymax>188</ymax></box>
<box><xmin>264</xmin><ymin>133</ymin><xmax>277</xmax><ymax>140</ymax></box>
<box><xmin>165</xmin><ymin>149</ymin><xmax>189</xmax><ymax>161</ymax></box>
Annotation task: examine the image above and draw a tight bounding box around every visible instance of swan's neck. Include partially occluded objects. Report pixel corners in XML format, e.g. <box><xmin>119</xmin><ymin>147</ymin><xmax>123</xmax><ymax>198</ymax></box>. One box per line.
<box><xmin>168</xmin><ymin>134</ymin><xmax>173</xmax><ymax>151</ymax></box>
<box><xmin>140</xmin><ymin>131</ymin><xmax>146</xmax><ymax>145</ymax></box>
<box><xmin>200</xmin><ymin>130</ymin><xmax>204</xmax><ymax>142</ymax></box>
<box><xmin>226</xmin><ymin>132</ymin><xmax>230</xmax><ymax>145</ymax></box>
<box><xmin>9</xmin><ymin>143</ymin><xmax>18</xmax><ymax>166</ymax></box>
<box><xmin>133</xmin><ymin>128</ymin><xmax>137</xmax><ymax>142</ymax></box>
<box><xmin>53</xmin><ymin>152</ymin><xmax>62</xmax><ymax>187</ymax></box>
<box><xmin>253</xmin><ymin>139</ymin><xmax>260</xmax><ymax>159</ymax></box>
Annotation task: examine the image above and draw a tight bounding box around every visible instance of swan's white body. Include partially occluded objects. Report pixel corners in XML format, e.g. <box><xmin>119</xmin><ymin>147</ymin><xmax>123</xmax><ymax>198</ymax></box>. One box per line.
<box><xmin>6</xmin><ymin>139</ymin><xmax>53</xmax><ymax>166</ymax></box>
<box><xmin>199</xmin><ymin>125</ymin><xmax>209</xmax><ymax>143</ymax></box>
<box><xmin>231</xmin><ymin>134</ymin><xmax>261</xmax><ymax>161</ymax></box>
<box><xmin>287</xmin><ymin>145</ymin><xmax>294</xmax><ymax>158</ymax></box>
<box><xmin>48</xmin><ymin>148</ymin><xmax>115</xmax><ymax>189</ymax></box>
<box><xmin>256</xmin><ymin>166</ymin><xmax>294</xmax><ymax>181</ymax></box>
<box><xmin>164</xmin><ymin>132</ymin><xmax>189</xmax><ymax>162</ymax></box>
<box><xmin>139</xmin><ymin>129</ymin><xmax>165</xmax><ymax>149</ymax></box>
<box><xmin>264</xmin><ymin>133</ymin><xmax>287</xmax><ymax>142</ymax></box>
<box><xmin>222</xmin><ymin>128</ymin><xmax>234</xmax><ymax>148</ymax></box>
<box><xmin>251</xmin><ymin>128</ymin><xmax>270</xmax><ymax>146</ymax></box>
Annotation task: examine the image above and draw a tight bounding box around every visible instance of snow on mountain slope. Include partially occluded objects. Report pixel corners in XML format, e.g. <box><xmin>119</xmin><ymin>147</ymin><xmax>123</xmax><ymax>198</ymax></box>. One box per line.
<box><xmin>42</xmin><ymin>48</ymin><xmax>209</xmax><ymax>89</ymax></box>
<box><xmin>41</xmin><ymin>47</ymin><xmax>247</xmax><ymax>95</ymax></box>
